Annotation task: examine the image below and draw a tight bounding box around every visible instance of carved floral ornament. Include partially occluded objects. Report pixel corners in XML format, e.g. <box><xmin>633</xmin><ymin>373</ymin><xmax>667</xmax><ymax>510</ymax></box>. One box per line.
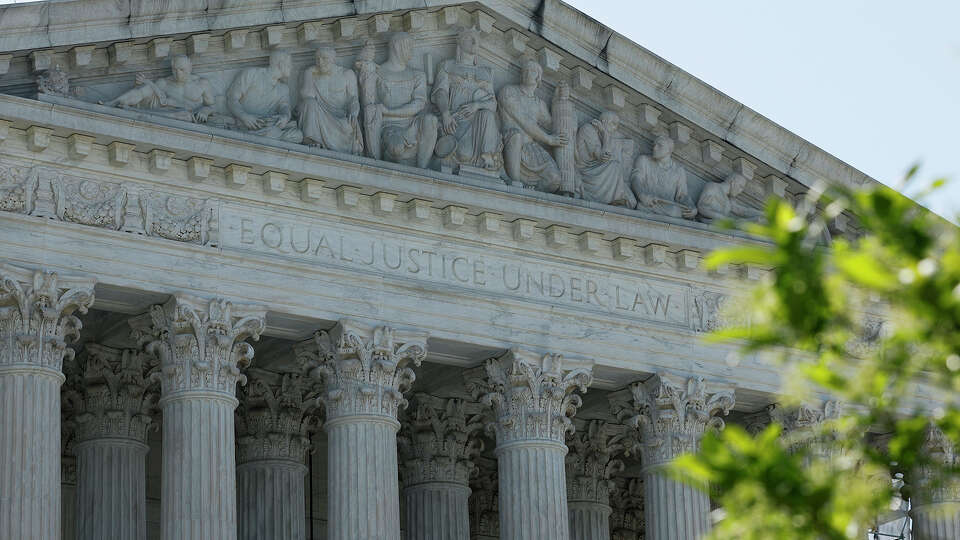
<box><xmin>61</xmin><ymin>343</ymin><xmax>158</xmax><ymax>443</ymax></box>
<box><xmin>235</xmin><ymin>367</ymin><xmax>323</xmax><ymax>463</ymax></box>
<box><xmin>464</xmin><ymin>348</ymin><xmax>594</xmax><ymax>445</ymax></box>
<box><xmin>398</xmin><ymin>393</ymin><xmax>486</xmax><ymax>486</ymax></box>
<box><xmin>33</xmin><ymin>22</ymin><xmax>771</xmax><ymax>226</ymax></box>
<box><xmin>0</xmin><ymin>263</ymin><xmax>96</xmax><ymax>371</ymax></box>
<box><xmin>565</xmin><ymin>419</ymin><xmax>629</xmax><ymax>505</ymax></box>
<box><xmin>129</xmin><ymin>293</ymin><xmax>266</xmax><ymax>398</ymax></box>
<box><xmin>609</xmin><ymin>372</ymin><xmax>735</xmax><ymax>469</ymax></box>
<box><xmin>294</xmin><ymin>320</ymin><xmax>429</xmax><ymax>422</ymax></box>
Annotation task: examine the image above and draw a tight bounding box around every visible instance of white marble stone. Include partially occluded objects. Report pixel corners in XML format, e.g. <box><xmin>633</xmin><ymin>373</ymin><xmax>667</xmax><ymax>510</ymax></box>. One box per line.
<box><xmin>132</xmin><ymin>294</ymin><xmax>266</xmax><ymax>540</ymax></box>
<box><xmin>467</xmin><ymin>349</ymin><xmax>593</xmax><ymax>540</ymax></box>
<box><xmin>911</xmin><ymin>426</ymin><xmax>960</xmax><ymax>540</ymax></box>
<box><xmin>0</xmin><ymin>264</ymin><xmax>95</xmax><ymax>540</ymax></box>
<box><xmin>296</xmin><ymin>320</ymin><xmax>428</xmax><ymax>540</ymax></box>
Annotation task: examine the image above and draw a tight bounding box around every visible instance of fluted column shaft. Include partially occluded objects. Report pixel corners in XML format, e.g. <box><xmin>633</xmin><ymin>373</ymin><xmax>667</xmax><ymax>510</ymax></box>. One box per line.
<box><xmin>912</xmin><ymin>502</ymin><xmax>960</xmax><ymax>540</ymax></box>
<box><xmin>0</xmin><ymin>367</ymin><xmax>64</xmax><ymax>539</ymax></box>
<box><xmin>569</xmin><ymin>502</ymin><xmax>612</xmax><ymax>540</ymax></box>
<box><xmin>497</xmin><ymin>440</ymin><xmax>571</xmax><ymax>539</ymax></box>
<box><xmin>327</xmin><ymin>416</ymin><xmax>402</xmax><ymax>540</ymax></box>
<box><xmin>0</xmin><ymin>265</ymin><xmax>95</xmax><ymax>540</ymax></box>
<box><xmin>75</xmin><ymin>439</ymin><xmax>149</xmax><ymax>540</ymax></box>
<box><xmin>404</xmin><ymin>482</ymin><xmax>471</xmax><ymax>539</ymax></box>
<box><xmin>237</xmin><ymin>460</ymin><xmax>307</xmax><ymax>540</ymax></box>
<box><xmin>643</xmin><ymin>469</ymin><xmax>710</xmax><ymax>540</ymax></box>
<box><xmin>161</xmin><ymin>394</ymin><xmax>238</xmax><ymax>539</ymax></box>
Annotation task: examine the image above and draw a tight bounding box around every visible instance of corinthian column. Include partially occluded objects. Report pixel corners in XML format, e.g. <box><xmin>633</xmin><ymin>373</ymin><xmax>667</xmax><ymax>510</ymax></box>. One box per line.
<box><xmin>132</xmin><ymin>294</ymin><xmax>266</xmax><ymax>540</ymax></box>
<box><xmin>610</xmin><ymin>373</ymin><xmax>734</xmax><ymax>540</ymax></box>
<box><xmin>63</xmin><ymin>344</ymin><xmax>156</xmax><ymax>540</ymax></box>
<box><xmin>235</xmin><ymin>368</ymin><xmax>322</xmax><ymax>540</ymax></box>
<box><xmin>466</xmin><ymin>349</ymin><xmax>593</xmax><ymax>540</ymax></box>
<box><xmin>0</xmin><ymin>264</ymin><xmax>95</xmax><ymax>540</ymax></box>
<box><xmin>469</xmin><ymin>456</ymin><xmax>499</xmax><ymax>540</ymax></box>
<box><xmin>911</xmin><ymin>425</ymin><xmax>960</xmax><ymax>540</ymax></box>
<box><xmin>609</xmin><ymin>477</ymin><xmax>644</xmax><ymax>540</ymax></box>
<box><xmin>399</xmin><ymin>394</ymin><xmax>484</xmax><ymax>540</ymax></box>
<box><xmin>296</xmin><ymin>320</ymin><xmax>428</xmax><ymax>540</ymax></box>
<box><xmin>566</xmin><ymin>420</ymin><xmax>628</xmax><ymax>540</ymax></box>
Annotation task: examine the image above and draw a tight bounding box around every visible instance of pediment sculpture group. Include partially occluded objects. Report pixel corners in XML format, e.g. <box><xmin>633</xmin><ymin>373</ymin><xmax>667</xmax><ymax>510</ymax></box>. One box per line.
<box><xmin>99</xmin><ymin>28</ymin><xmax>759</xmax><ymax>223</ymax></box>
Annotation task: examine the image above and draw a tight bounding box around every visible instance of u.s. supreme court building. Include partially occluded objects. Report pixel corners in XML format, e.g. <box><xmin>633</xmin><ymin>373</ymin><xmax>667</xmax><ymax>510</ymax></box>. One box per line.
<box><xmin>0</xmin><ymin>0</ymin><xmax>942</xmax><ymax>539</ymax></box>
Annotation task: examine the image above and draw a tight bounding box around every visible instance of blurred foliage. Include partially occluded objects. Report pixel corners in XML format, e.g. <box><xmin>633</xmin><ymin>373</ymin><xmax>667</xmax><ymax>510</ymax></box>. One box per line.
<box><xmin>671</xmin><ymin>169</ymin><xmax>960</xmax><ymax>539</ymax></box>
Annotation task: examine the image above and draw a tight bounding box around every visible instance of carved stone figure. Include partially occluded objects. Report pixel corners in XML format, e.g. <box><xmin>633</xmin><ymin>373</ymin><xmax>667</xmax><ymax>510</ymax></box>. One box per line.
<box><xmin>299</xmin><ymin>44</ymin><xmax>363</xmax><ymax>155</ymax></box>
<box><xmin>226</xmin><ymin>50</ymin><xmax>303</xmax><ymax>143</ymax></box>
<box><xmin>364</xmin><ymin>32</ymin><xmax>438</xmax><ymax>169</ymax></box>
<box><xmin>697</xmin><ymin>171</ymin><xmax>763</xmax><ymax>223</ymax></box>
<box><xmin>105</xmin><ymin>55</ymin><xmax>217</xmax><ymax>123</ymax></box>
<box><xmin>575</xmin><ymin>111</ymin><xmax>635</xmax><ymax>206</ymax></box>
<box><xmin>431</xmin><ymin>28</ymin><xmax>502</xmax><ymax>172</ymax></box>
<box><xmin>498</xmin><ymin>58</ymin><xmax>570</xmax><ymax>194</ymax></box>
<box><xmin>630</xmin><ymin>132</ymin><xmax>697</xmax><ymax>219</ymax></box>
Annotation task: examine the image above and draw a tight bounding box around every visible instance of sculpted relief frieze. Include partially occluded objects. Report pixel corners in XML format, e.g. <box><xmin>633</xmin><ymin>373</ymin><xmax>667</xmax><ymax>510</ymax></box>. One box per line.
<box><xmin>0</xmin><ymin>158</ymin><xmax>218</xmax><ymax>246</ymax></box>
<box><xmin>26</xmin><ymin>23</ymin><xmax>770</xmax><ymax>228</ymax></box>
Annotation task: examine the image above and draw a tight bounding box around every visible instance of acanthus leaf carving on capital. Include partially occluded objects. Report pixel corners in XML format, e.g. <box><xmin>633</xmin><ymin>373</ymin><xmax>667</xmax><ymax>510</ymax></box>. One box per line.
<box><xmin>913</xmin><ymin>424</ymin><xmax>960</xmax><ymax>506</ymax></box>
<box><xmin>0</xmin><ymin>162</ymin><xmax>39</xmax><ymax>215</ymax></box>
<box><xmin>295</xmin><ymin>320</ymin><xmax>428</xmax><ymax>421</ymax></box>
<box><xmin>610</xmin><ymin>373</ymin><xmax>735</xmax><ymax>468</ymax></box>
<box><xmin>236</xmin><ymin>367</ymin><xmax>323</xmax><ymax>463</ymax></box>
<box><xmin>565</xmin><ymin>419</ymin><xmax>628</xmax><ymax>506</ymax></box>
<box><xmin>609</xmin><ymin>476</ymin><xmax>644</xmax><ymax>540</ymax></box>
<box><xmin>130</xmin><ymin>293</ymin><xmax>266</xmax><ymax>398</ymax></box>
<box><xmin>469</xmin><ymin>455</ymin><xmax>499</xmax><ymax>539</ymax></box>
<box><xmin>62</xmin><ymin>343</ymin><xmax>158</xmax><ymax>443</ymax></box>
<box><xmin>140</xmin><ymin>191</ymin><xmax>218</xmax><ymax>246</ymax></box>
<box><xmin>464</xmin><ymin>349</ymin><xmax>593</xmax><ymax>445</ymax></box>
<box><xmin>398</xmin><ymin>393</ymin><xmax>485</xmax><ymax>487</ymax></box>
<box><xmin>52</xmin><ymin>174</ymin><xmax>127</xmax><ymax>230</ymax></box>
<box><xmin>0</xmin><ymin>263</ymin><xmax>96</xmax><ymax>371</ymax></box>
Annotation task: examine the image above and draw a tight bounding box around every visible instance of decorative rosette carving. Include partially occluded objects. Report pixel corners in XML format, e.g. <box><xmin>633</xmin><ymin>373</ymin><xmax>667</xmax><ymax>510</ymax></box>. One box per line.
<box><xmin>130</xmin><ymin>294</ymin><xmax>266</xmax><ymax>398</ymax></box>
<box><xmin>610</xmin><ymin>373</ymin><xmax>735</xmax><ymax>469</ymax></box>
<box><xmin>565</xmin><ymin>419</ymin><xmax>628</xmax><ymax>506</ymax></box>
<box><xmin>53</xmin><ymin>176</ymin><xmax>126</xmax><ymax>230</ymax></box>
<box><xmin>398</xmin><ymin>394</ymin><xmax>485</xmax><ymax>487</ymax></box>
<box><xmin>469</xmin><ymin>456</ymin><xmax>499</xmax><ymax>539</ymax></box>
<box><xmin>140</xmin><ymin>191</ymin><xmax>216</xmax><ymax>245</ymax></box>
<box><xmin>0</xmin><ymin>162</ymin><xmax>38</xmax><ymax>214</ymax></box>
<box><xmin>295</xmin><ymin>320</ymin><xmax>428</xmax><ymax>421</ymax></box>
<box><xmin>61</xmin><ymin>344</ymin><xmax>158</xmax><ymax>443</ymax></box>
<box><xmin>235</xmin><ymin>368</ymin><xmax>323</xmax><ymax>463</ymax></box>
<box><xmin>0</xmin><ymin>264</ymin><xmax>95</xmax><ymax>371</ymax></box>
<box><xmin>609</xmin><ymin>477</ymin><xmax>644</xmax><ymax>540</ymax></box>
<box><xmin>465</xmin><ymin>349</ymin><xmax>593</xmax><ymax>445</ymax></box>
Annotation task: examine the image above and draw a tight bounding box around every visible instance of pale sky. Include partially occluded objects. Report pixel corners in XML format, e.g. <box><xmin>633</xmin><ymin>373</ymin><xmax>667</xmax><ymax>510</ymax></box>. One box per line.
<box><xmin>0</xmin><ymin>0</ymin><xmax>956</xmax><ymax>217</ymax></box>
<box><xmin>565</xmin><ymin>0</ymin><xmax>960</xmax><ymax>219</ymax></box>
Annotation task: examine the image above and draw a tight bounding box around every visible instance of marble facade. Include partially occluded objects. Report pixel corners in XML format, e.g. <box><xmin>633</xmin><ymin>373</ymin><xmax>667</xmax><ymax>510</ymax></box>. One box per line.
<box><xmin>0</xmin><ymin>1</ymin><xmax>945</xmax><ymax>539</ymax></box>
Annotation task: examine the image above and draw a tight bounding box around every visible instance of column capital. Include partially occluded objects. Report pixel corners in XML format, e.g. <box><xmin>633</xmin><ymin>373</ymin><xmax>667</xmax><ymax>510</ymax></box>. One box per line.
<box><xmin>465</xmin><ymin>348</ymin><xmax>593</xmax><ymax>446</ymax></box>
<box><xmin>914</xmin><ymin>424</ymin><xmax>960</xmax><ymax>506</ymax></box>
<box><xmin>565</xmin><ymin>419</ymin><xmax>628</xmax><ymax>506</ymax></box>
<box><xmin>130</xmin><ymin>293</ymin><xmax>266</xmax><ymax>399</ymax></box>
<box><xmin>609</xmin><ymin>477</ymin><xmax>644</xmax><ymax>540</ymax></box>
<box><xmin>62</xmin><ymin>343</ymin><xmax>158</xmax><ymax>444</ymax></box>
<box><xmin>0</xmin><ymin>263</ymin><xmax>95</xmax><ymax>372</ymax></box>
<box><xmin>295</xmin><ymin>320</ymin><xmax>428</xmax><ymax>422</ymax></box>
<box><xmin>236</xmin><ymin>367</ymin><xmax>323</xmax><ymax>463</ymax></box>
<box><xmin>610</xmin><ymin>372</ymin><xmax>734</xmax><ymax>467</ymax></box>
<box><xmin>399</xmin><ymin>393</ymin><xmax>485</xmax><ymax>487</ymax></box>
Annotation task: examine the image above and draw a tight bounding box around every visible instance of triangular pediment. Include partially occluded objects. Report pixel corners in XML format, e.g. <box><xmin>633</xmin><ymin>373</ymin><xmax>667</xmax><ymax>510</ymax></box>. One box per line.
<box><xmin>0</xmin><ymin>0</ymin><xmax>863</xmax><ymax>238</ymax></box>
